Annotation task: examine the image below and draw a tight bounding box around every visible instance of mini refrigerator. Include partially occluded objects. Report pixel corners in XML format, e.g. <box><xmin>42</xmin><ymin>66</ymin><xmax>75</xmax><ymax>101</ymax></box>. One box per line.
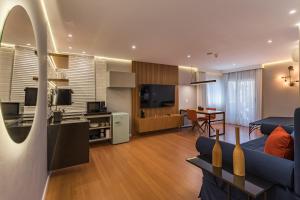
<box><xmin>112</xmin><ymin>112</ymin><xmax>130</xmax><ymax>144</ymax></box>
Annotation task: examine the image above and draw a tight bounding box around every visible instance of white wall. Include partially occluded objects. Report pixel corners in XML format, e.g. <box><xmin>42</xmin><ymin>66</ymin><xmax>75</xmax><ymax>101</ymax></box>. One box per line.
<box><xmin>178</xmin><ymin>86</ymin><xmax>197</xmax><ymax>110</ymax></box>
<box><xmin>262</xmin><ymin>61</ymin><xmax>300</xmax><ymax>117</ymax></box>
<box><xmin>95</xmin><ymin>58</ymin><xmax>133</xmax><ymax>133</ymax></box>
<box><xmin>178</xmin><ymin>68</ymin><xmax>198</xmax><ymax>126</ymax></box>
<box><xmin>178</xmin><ymin>68</ymin><xmax>197</xmax><ymax>110</ymax></box>
<box><xmin>0</xmin><ymin>1</ymin><xmax>48</xmax><ymax>200</ymax></box>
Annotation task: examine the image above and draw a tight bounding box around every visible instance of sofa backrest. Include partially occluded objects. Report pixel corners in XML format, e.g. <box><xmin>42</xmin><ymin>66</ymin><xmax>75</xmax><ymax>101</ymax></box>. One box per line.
<box><xmin>260</xmin><ymin>123</ymin><xmax>294</xmax><ymax>135</ymax></box>
<box><xmin>294</xmin><ymin>108</ymin><xmax>300</xmax><ymax>195</ymax></box>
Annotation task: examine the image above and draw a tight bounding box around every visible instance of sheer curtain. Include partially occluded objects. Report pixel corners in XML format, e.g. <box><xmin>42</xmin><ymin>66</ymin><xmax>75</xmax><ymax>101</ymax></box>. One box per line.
<box><xmin>206</xmin><ymin>72</ymin><xmax>224</xmax><ymax>110</ymax></box>
<box><xmin>223</xmin><ymin>69</ymin><xmax>262</xmax><ymax>126</ymax></box>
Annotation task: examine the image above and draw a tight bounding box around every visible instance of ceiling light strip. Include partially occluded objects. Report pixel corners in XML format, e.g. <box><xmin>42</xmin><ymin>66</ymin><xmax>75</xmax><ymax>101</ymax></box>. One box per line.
<box><xmin>95</xmin><ymin>56</ymin><xmax>132</xmax><ymax>63</ymax></box>
<box><xmin>0</xmin><ymin>42</ymin><xmax>15</xmax><ymax>48</ymax></box>
<box><xmin>41</xmin><ymin>0</ymin><xmax>57</xmax><ymax>52</ymax></box>
<box><xmin>179</xmin><ymin>66</ymin><xmax>198</xmax><ymax>72</ymax></box>
<box><xmin>262</xmin><ymin>59</ymin><xmax>293</xmax><ymax>67</ymax></box>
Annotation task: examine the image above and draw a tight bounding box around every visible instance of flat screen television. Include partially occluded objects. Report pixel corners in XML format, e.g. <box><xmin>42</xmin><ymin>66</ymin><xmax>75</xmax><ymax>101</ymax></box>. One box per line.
<box><xmin>24</xmin><ymin>87</ymin><xmax>38</xmax><ymax>106</ymax></box>
<box><xmin>140</xmin><ymin>84</ymin><xmax>175</xmax><ymax>108</ymax></box>
<box><xmin>52</xmin><ymin>89</ymin><xmax>73</xmax><ymax>106</ymax></box>
<box><xmin>0</xmin><ymin>102</ymin><xmax>19</xmax><ymax>119</ymax></box>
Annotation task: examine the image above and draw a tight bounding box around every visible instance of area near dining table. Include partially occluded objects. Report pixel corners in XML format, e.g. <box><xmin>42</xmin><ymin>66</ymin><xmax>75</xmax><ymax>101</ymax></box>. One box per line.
<box><xmin>180</xmin><ymin>109</ymin><xmax>226</xmax><ymax>137</ymax></box>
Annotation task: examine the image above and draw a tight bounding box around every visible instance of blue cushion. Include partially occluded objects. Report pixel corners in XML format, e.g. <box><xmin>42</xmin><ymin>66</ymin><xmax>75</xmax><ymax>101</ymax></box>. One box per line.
<box><xmin>196</xmin><ymin>137</ymin><xmax>295</xmax><ymax>188</ymax></box>
<box><xmin>241</xmin><ymin>136</ymin><xmax>267</xmax><ymax>152</ymax></box>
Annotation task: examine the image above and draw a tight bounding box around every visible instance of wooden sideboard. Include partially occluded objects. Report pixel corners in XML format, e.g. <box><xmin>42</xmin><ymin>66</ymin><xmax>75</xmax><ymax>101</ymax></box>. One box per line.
<box><xmin>135</xmin><ymin>114</ymin><xmax>183</xmax><ymax>133</ymax></box>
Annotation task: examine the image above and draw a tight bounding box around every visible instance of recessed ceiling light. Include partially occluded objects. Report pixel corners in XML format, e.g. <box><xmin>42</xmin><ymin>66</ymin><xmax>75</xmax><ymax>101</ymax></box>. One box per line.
<box><xmin>68</xmin><ymin>46</ymin><xmax>72</xmax><ymax>50</ymax></box>
<box><xmin>131</xmin><ymin>45</ymin><xmax>136</xmax><ymax>50</ymax></box>
<box><xmin>82</xmin><ymin>51</ymin><xmax>86</xmax><ymax>54</ymax></box>
<box><xmin>289</xmin><ymin>10</ymin><xmax>297</xmax><ymax>15</ymax></box>
<box><xmin>187</xmin><ymin>55</ymin><xmax>191</xmax><ymax>58</ymax></box>
<box><xmin>26</xmin><ymin>43</ymin><xmax>31</xmax><ymax>46</ymax></box>
<box><xmin>68</xmin><ymin>34</ymin><xmax>73</xmax><ymax>38</ymax></box>
<box><xmin>267</xmin><ymin>40</ymin><xmax>273</xmax><ymax>44</ymax></box>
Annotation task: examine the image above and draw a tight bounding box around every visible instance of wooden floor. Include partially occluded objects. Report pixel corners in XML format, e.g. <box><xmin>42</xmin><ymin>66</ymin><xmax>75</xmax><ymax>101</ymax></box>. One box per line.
<box><xmin>45</xmin><ymin>124</ymin><xmax>262</xmax><ymax>200</ymax></box>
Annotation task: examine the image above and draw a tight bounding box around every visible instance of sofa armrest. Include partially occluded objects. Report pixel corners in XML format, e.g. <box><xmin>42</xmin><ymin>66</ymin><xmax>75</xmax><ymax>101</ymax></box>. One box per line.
<box><xmin>196</xmin><ymin>137</ymin><xmax>294</xmax><ymax>188</ymax></box>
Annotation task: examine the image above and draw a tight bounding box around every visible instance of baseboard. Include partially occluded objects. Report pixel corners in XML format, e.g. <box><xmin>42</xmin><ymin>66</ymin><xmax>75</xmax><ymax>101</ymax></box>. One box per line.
<box><xmin>42</xmin><ymin>172</ymin><xmax>51</xmax><ymax>200</ymax></box>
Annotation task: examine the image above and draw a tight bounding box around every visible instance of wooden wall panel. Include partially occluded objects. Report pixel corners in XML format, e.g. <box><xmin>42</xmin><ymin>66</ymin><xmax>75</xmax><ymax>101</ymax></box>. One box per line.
<box><xmin>132</xmin><ymin>61</ymin><xmax>179</xmax><ymax>134</ymax></box>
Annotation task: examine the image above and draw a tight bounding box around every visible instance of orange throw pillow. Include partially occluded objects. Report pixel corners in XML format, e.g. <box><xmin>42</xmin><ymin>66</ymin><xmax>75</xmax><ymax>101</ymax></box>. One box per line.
<box><xmin>264</xmin><ymin>126</ymin><xmax>294</xmax><ymax>160</ymax></box>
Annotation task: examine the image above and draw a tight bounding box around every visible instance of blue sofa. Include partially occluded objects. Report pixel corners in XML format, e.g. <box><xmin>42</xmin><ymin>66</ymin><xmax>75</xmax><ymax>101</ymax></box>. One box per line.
<box><xmin>195</xmin><ymin>108</ymin><xmax>300</xmax><ymax>200</ymax></box>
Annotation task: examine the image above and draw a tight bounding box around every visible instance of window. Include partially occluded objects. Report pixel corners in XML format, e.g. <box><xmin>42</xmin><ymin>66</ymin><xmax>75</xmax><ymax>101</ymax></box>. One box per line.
<box><xmin>206</xmin><ymin>73</ymin><xmax>224</xmax><ymax>110</ymax></box>
<box><xmin>224</xmin><ymin>69</ymin><xmax>262</xmax><ymax>126</ymax></box>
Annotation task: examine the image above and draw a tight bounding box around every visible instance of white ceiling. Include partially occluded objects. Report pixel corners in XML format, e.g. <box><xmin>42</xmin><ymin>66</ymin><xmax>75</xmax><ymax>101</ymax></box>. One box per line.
<box><xmin>9</xmin><ymin>0</ymin><xmax>300</xmax><ymax>70</ymax></box>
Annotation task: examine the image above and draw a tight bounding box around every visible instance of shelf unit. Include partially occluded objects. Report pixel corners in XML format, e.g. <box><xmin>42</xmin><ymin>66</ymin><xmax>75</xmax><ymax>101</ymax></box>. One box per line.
<box><xmin>89</xmin><ymin>126</ymin><xmax>110</xmax><ymax>130</ymax></box>
<box><xmin>89</xmin><ymin>137</ymin><xmax>111</xmax><ymax>143</ymax></box>
<box><xmin>33</xmin><ymin>76</ymin><xmax>69</xmax><ymax>82</ymax></box>
<box><xmin>85</xmin><ymin>114</ymin><xmax>112</xmax><ymax>143</ymax></box>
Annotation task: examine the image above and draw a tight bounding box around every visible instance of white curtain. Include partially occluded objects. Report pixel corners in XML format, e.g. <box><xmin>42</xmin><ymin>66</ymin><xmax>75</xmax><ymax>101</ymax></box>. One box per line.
<box><xmin>206</xmin><ymin>72</ymin><xmax>224</xmax><ymax>110</ymax></box>
<box><xmin>223</xmin><ymin>68</ymin><xmax>262</xmax><ymax>126</ymax></box>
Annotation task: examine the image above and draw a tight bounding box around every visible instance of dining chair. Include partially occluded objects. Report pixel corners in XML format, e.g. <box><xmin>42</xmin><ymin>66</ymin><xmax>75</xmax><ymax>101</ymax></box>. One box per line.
<box><xmin>203</xmin><ymin>107</ymin><xmax>217</xmax><ymax>132</ymax></box>
<box><xmin>186</xmin><ymin>109</ymin><xmax>207</xmax><ymax>133</ymax></box>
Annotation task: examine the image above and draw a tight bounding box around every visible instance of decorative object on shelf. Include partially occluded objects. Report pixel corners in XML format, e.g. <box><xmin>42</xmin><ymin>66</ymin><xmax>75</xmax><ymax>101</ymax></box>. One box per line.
<box><xmin>140</xmin><ymin>110</ymin><xmax>145</xmax><ymax>118</ymax></box>
<box><xmin>90</xmin><ymin>123</ymin><xmax>99</xmax><ymax>128</ymax></box>
<box><xmin>212</xmin><ymin>165</ymin><xmax>222</xmax><ymax>177</ymax></box>
<box><xmin>212</xmin><ymin>129</ymin><xmax>222</xmax><ymax>168</ymax></box>
<box><xmin>281</xmin><ymin>66</ymin><xmax>299</xmax><ymax>87</ymax></box>
<box><xmin>233</xmin><ymin>174</ymin><xmax>245</xmax><ymax>187</ymax></box>
<box><xmin>233</xmin><ymin>127</ymin><xmax>245</xmax><ymax>176</ymax></box>
<box><xmin>105</xmin><ymin>129</ymin><xmax>110</xmax><ymax>138</ymax></box>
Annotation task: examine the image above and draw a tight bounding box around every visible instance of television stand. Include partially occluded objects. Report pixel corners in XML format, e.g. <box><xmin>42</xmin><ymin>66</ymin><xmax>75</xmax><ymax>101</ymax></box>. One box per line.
<box><xmin>135</xmin><ymin>114</ymin><xmax>183</xmax><ymax>133</ymax></box>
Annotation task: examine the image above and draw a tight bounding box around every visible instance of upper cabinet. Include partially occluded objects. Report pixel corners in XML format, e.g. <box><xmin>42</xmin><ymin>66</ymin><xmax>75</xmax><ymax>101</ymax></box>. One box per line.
<box><xmin>106</xmin><ymin>71</ymin><xmax>136</xmax><ymax>88</ymax></box>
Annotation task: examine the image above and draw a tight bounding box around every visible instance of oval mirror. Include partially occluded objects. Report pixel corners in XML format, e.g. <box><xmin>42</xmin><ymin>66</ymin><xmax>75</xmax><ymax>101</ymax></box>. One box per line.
<box><xmin>0</xmin><ymin>6</ymin><xmax>38</xmax><ymax>143</ymax></box>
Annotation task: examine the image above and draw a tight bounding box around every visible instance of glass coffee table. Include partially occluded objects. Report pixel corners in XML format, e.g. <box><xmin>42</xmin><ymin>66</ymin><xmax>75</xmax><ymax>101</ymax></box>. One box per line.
<box><xmin>187</xmin><ymin>155</ymin><xmax>274</xmax><ymax>200</ymax></box>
